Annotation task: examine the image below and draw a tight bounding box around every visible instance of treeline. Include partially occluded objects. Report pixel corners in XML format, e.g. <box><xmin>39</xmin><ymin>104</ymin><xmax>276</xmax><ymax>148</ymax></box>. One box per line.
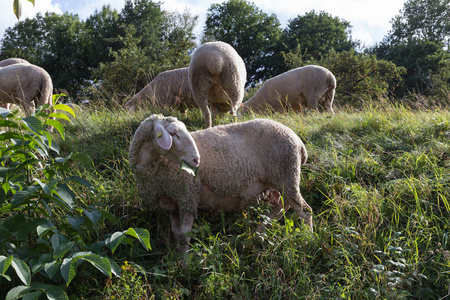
<box><xmin>0</xmin><ymin>0</ymin><xmax>449</xmax><ymax>107</ymax></box>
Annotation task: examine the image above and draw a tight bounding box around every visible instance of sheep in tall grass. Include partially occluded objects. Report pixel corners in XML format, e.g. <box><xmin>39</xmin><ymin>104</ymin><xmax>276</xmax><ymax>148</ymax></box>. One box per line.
<box><xmin>129</xmin><ymin>114</ymin><xmax>312</xmax><ymax>253</ymax></box>
<box><xmin>241</xmin><ymin>65</ymin><xmax>336</xmax><ymax>114</ymax></box>
<box><xmin>0</xmin><ymin>58</ymin><xmax>30</xmax><ymax>68</ymax></box>
<box><xmin>0</xmin><ymin>64</ymin><xmax>53</xmax><ymax>115</ymax></box>
<box><xmin>188</xmin><ymin>41</ymin><xmax>247</xmax><ymax>127</ymax></box>
<box><xmin>124</xmin><ymin>68</ymin><xmax>196</xmax><ymax>112</ymax></box>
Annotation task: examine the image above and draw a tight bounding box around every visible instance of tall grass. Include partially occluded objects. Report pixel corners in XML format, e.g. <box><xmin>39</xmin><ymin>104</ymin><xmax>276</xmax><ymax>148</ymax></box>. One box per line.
<box><xmin>58</xmin><ymin>103</ymin><xmax>449</xmax><ymax>299</ymax></box>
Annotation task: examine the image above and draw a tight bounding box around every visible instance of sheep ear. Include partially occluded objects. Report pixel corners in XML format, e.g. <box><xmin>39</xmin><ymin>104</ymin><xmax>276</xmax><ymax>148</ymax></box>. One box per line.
<box><xmin>155</xmin><ymin>123</ymin><xmax>172</xmax><ymax>150</ymax></box>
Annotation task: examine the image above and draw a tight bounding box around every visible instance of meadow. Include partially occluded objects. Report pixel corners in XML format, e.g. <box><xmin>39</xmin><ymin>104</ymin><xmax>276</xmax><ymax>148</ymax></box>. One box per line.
<box><xmin>1</xmin><ymin>100</ymin><xmax>450</xmax><ymax>299</ymax></box>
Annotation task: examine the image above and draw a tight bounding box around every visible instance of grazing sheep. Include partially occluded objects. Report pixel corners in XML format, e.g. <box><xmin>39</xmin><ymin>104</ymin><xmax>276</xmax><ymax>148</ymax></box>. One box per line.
<box><xmin>188</xmin><ymin>41</ymin><xmax>247</xmax><ymax>127</ymax></box>
<box><xmin>0</xmin><ymin>64</ymin><xmax>53</xmax><ymax>115</ymax></box>
<box><xmin>241</xmin><ymin>65</ymin><xmax>336</xmax><ymax>114</ymax></box>
<box><xmin>0</xmin><ymin>58</ymin><xmax>31</xmax><ymax>111</ymax></box>
<box><xmin>0</xmin><ymin>58</ymin><xmax>30</xmax><ymax>68</ymax></box>
<box><xmin>129</xmin><ymin>114</ymin><xmax>312</xmax><ymax>253</ymax></box>
<box><xmin>124</xmin><ymin>68</ymin><xmax>196</xmax><ymax>112</ymax></box>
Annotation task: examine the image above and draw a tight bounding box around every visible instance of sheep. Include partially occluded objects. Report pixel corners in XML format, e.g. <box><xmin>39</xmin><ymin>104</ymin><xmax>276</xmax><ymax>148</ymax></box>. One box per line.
<box><xmin>0</xmin><ymin>58</ymin><xmax>31</xmax><ymax>111</ymax></box>
<box><xmin>124</xmin><ymin>68</ymin><xmax>196</xmax><ymax>112</ymax></box>
<box><xmin>241</xmin><ymin>65</ymin><xmax>336</xmax><ymax>114</ymax></box>
<box><xmin>0</xmin><ymin>58</ymin><xmax>30</xmax><ymax>68</ymax></box>
<box><xmin>129</xmin><ymin>114</ymin><xmax>312</xmax><ymax>254</ymax></box>
<box><xmin>188</xmin><ymin>41</ymin><xmax>247</xmax><ymax>127</ymax></box>
<box><xmin>0</xmin><ymin>63</ymin><xmax>53</xmax><ymax>116</ymax></box>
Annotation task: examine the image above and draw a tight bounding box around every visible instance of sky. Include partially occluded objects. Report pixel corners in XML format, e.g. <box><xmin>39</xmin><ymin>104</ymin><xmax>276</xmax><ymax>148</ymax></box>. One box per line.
<box><xmin>0</xmin><ymin>0</ymin><xmax>406</xmax><ymax>47</ymax></box>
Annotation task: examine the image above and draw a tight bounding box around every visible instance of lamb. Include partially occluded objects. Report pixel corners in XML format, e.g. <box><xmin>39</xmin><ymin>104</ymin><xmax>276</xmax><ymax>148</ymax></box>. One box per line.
<box><xmin>0</xmin><ymin>58</ymin><xmax>30</xmax><ymax>68</ymax></box>
<box><xmin>129</xmin><ymin>114</ymin><xmax>312</xmax><ymax>253</ymax></box>
<box><xmin>241</xmin><ymin>65</ymin><xmax>336</xmax><ymax>114</ymax></box>
<box><xmin>124</xmin><ymin>68</ymin><xmax>196</xmax><ymax>112</ymax></box>
<box><xmin>0</xmin><ymin>63</ymin><xmax>53</xmax><ymax>115</ymax></box>
<box><xmin>188</xmin><ymin>41</ymin><xmax>247</xmax><ymax>127</ymax></box>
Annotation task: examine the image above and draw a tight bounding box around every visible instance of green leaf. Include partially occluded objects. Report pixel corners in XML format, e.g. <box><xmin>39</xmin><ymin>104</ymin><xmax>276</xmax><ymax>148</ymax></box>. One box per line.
<box><xmin>53</xmin><ymin>241</ymin><xmax>75</xmax><ymax>259</ymax></box>
<box><xmin>11</xmin><ymin>257</ymin><xmax>31</xmax><ymax>286</ymax></box>
<box><xmin>83</xmin><ymin>208</ymin><xmax>101</xmax><ymax>225</ymax></box>
<box><xmin>3</xmin><ymin>214</ymin><xmax>38</xmax><ymax>241</ymax></box>
<box><xmin>60</xmin><ymin>257</ymin><xmax>77</xmax><ymax>286</ymax></box>
<box><xmin>22</xmin><ymin>291</ymin><xmax>42</xmax><ymax>300</ymax></box>
<box><xmin>36</xmin><ymin>220</ymin><xmax>56</xmax><ymax>237</ymax></box>
<box><xmin>71</xmin><ymin>153</ymin><xmax>93</xmax><ymax>167</ymax></box>
<box><xmin>13</xmin><ymin>0</ymin><xmax>22</xmax><ymax>20</ymax></box>
<box><xmin>44</xmin><ymin>261</ymin><xmax>62</xmax><ymax>280</ymax></box>
<box><xmin>11</xmin><ymin>185</ymin><xmax>39</xmax><ymax>209</ymax></box>
<box><xmin>53</xmin><ymin>104</ymin><xmax>75</xmax><ymax>118</ymax></box>
<box><xmin>51</xmin><ymin>233</ymin><xmax>68</xmax><ymax>251</ymax></box>
<box><xmin>81</xmin><ymin>255</ymin><xmax>111</xmax><ymax>278</ymax></box>
<box><xmin>180</xmin><ymin>160</ymin><xmax>198</xmax><ymax>177</ymax></box>
<box><xmin>5</xmin><ymin>286</ymin><xmax>31</xmax><ymax>300</ymax></box>
<box><xmin>54</xmin><ymin>185</ymin><xmax>75</xmax><ymax>209</ymax></box>
<box><xmin>0</xmin><ymin>255</ymin><xmax>13</xmax><ymax>275</ymax></box>
<box><xmin>126</xmin><ymin>228</ymin><xmax>151</xmax><ymax>250</ymax></box>
<box><xmin>45</xmin><ymin>286</ymin><xmax>69</xmax><ymax>300</ymax></box>
<box><xmin>49</xmin><ymin>112</ymin><xmax>71</xmax><ymax>122</ymax></box>
<box><xmin>45</xmin><ymin>119</ymin><xmax>65</xmax><ymax>139</ymax></box>
<box><xmin>27</xmin><ymin>0</ymin><xmax>35</xmax><ymax>6</ymax></box>
<box><xmin>107</xmin><ymin>257</ymin><xmax>121</xmax><ymax>277</ymax></box>
<box><xmin>0</xmin><ymin>120</ymin><xmax>19</xmax><ymax>130</ymax></box>
<box><xmin>107</xmin><ymin>231</ymin><xmax>126</xmax><ymax>254</ymax></box>
<box><xmin>22</xmin><ymin>116</ymin><xmax>44</xmax><ymax>134</ymax></box>
<box><xmin>64</xmin><ymin>176</ymin><xmax>92</xmax><ymax>188</ymax></box>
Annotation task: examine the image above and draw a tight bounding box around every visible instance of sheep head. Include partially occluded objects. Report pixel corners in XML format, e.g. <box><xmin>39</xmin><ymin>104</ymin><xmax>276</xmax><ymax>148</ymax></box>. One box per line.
<box><xmin>130</xmin><ymin>115</ymin><xmax>200</xmax><ymax>175</ymax></box>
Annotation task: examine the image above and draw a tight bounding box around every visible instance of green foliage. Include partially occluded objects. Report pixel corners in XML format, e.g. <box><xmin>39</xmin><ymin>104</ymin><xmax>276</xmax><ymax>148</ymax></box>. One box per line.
<box><xmin>283</xmin><ymin>10</ymin><xmax>357</xmax><ymax>60</ymax></box>
<box><xmin>102</xmin><ymin>261</ymin><xmax>151</xmax><ymax>299</ymax></box>
<box><xmin>387</xmin><ymin>0</ymin><xmax>450</xmax><ymax>46</ymax></box>
<box><xmin>0</xmin><ymin>98</ymin><xmax>150</xmax><ymax>299</ymax></box>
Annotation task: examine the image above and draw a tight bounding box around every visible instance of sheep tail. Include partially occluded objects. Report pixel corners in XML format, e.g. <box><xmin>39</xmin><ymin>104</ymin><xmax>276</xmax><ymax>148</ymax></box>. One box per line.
<box><xmin>206</xmin><ymin>50</ymin><xmax>224</xmax><ymax>75</ymax></box>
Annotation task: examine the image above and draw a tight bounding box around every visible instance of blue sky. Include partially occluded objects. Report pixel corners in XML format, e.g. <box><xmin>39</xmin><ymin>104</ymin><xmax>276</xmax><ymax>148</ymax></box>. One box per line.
<box><xmin>1</xmin><ymin>0</ymin><xmax>406</xmax><ymax>47</ymax></box>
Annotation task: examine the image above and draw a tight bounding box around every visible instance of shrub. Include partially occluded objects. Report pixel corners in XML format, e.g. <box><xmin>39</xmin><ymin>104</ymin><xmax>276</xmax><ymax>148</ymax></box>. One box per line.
<box><xmin>0</xmin><ymin>97</ymin><xmax>150</xmax><ymax>299</ymax></box>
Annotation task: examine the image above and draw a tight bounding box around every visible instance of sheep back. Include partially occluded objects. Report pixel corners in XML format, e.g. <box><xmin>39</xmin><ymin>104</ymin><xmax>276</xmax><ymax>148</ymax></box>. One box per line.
<box><xmin>125</xmin><ymin>68</ymin><xmax>196</xmax><ymax>112</ymax></box>
<box><xmin>0</xmin><ymin>64</ymin><xmax>53</xmax><ymax>115</ymax></box>
<box><xmin>191</xmin><ymin>119</ymin><xmax>307</xmax><ymax>205</ymax></box>
<box><xmin>242</xmin><ymin>65</ymin><xmax>336</xmax><ymax>113</ymax></box>
<box><xmin>0</xmin><ymin>58</ymin><xmax>30</xmax><ymax>68</ymax></box>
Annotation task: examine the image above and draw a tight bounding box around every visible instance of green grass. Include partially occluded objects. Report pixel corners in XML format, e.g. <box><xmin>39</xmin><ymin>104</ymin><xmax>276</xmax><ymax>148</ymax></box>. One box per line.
<box><xmin>58</xmin><ymin>104</ymin><xmax>449</xmax><ymax>299</ymax></box>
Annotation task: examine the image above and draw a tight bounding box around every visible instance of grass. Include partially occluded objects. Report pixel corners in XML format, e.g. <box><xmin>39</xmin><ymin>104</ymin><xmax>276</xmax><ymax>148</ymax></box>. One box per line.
<box><xmin>56</xmin><ymin>103</ymin><xmax>449</xmax><ymax>299</ymax></box>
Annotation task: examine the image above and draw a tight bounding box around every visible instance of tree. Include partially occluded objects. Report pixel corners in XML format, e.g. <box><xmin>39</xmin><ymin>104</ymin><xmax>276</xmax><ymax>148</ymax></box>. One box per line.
<box><xmin>371</xmin><ymin>0</ymin><xmax>450</xmax><ymax>96</ymax></box>
<box><xmin>387</xmin><ymin>0</ymin><xmax>450</xmax><ymax>47</ymax></box>
<box><xmin>203</xmin><ymin>0</ymin><xmax>283</xmax><ymax>85</ymax></box>
<box><xmin>282</xmin><ymin>10</ymin><xmax>356</xmax><ymax>60</ymax></box>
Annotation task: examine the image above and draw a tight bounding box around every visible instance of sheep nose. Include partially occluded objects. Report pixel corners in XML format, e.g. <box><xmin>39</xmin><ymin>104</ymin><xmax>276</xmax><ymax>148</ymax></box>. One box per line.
<box><xmin>193</xmin><ymin>157</ymin><xmax>200</xmax><ymax>167</ymax></box>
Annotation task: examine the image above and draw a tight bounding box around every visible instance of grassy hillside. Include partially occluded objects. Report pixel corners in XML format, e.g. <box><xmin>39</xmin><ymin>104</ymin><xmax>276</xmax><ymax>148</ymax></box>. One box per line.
<box><xmin>34</xmin><ymin>104</ymin><xmax>450</xmax><ymax>298</ymax></box>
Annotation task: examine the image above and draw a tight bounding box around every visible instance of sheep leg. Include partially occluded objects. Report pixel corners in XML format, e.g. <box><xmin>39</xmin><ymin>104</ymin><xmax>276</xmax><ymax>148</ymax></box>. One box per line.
<box><xmin>257</xmin><ymin>189</ymin><xmax>285</xmax><ymax>232</ymax></box>
<box><xmin>170</xmin><ymin>209</ymin><xmax>194</xmax><ymax>254</ymax></box>
<box><xmin>287</xmin><ymin>194</ymin><xmax>313</xmax><ymax>231</ymax></box>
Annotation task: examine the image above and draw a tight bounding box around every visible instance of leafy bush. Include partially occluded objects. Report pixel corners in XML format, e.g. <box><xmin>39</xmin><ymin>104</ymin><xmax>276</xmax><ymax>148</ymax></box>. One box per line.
<box><xmin>0</xmin><ymin>98</ymin><xmax>150</xmax><ymax>299</ymax></box>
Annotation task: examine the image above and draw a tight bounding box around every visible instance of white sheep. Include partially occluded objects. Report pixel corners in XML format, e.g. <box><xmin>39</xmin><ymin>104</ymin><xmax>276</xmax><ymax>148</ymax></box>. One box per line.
<box><xmin>0</xmin><ymin>58</ymin><xmax>31</xmax><ymax>111</ymax></box>
<box><xmin>0</xmin><ymin>58</ymin><xmax>30</xmax><ymax>68</ymax></box>
<box><xmin>0</xmin><ymin>63</ymin><xmax>53</xmax><ymax>115</ymax></box>
<box><xmin>124</xmin><ymin>68</ymin><xmax>196</xmax><ymax>112</ymax></box>
<box><xmin>129</xmin><ymin>114</ymin><xmax>312</xmax><ymax>253</ymax></box>
<box><xmin>188</xmin><ymin>41</ymin><xmax>247</xmax><ymax>127</ymax></box>
<box><xmin>241</xmin><ymin>65</ymin><xmax>336</xmax><ymax>114</ymax></box>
